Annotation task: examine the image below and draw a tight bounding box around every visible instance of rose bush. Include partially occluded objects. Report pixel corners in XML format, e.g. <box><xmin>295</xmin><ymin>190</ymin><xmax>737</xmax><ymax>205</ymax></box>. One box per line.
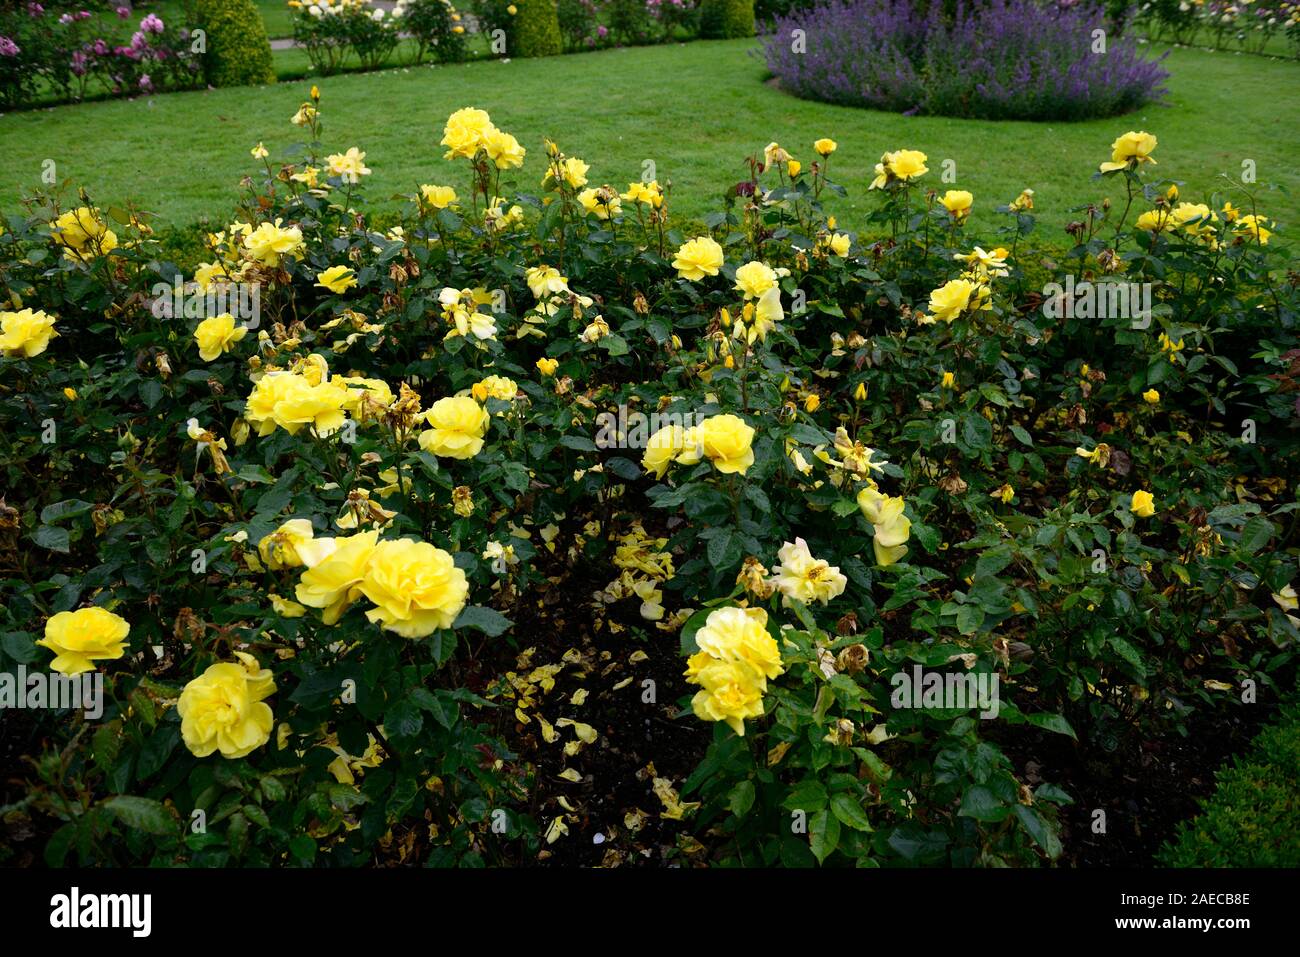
<box><xmin>1</xmin><ymin>90</ymin><xmax>1297</xmax><ymax>867</ymax></box>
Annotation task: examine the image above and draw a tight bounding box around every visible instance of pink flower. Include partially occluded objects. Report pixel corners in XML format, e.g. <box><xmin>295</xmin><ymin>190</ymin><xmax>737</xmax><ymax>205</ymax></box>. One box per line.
<box><xmin>116</xmin><ymin>5</ymin><xmax>131</xmax><ymax>18</ymax></box>
<box><xmin>140</xmin><ymin>13</ymin><xmax>164</xmax><ymax>33</ymax></box>
<box><xmin>0</xmin><ymin>36</ymin><xmax>21</xmax><ymax>57</ymax></box>
<box><xmin>139</xmin><ymin>73</ymin><xmax>153</xmax><ymax>92</ymax></box>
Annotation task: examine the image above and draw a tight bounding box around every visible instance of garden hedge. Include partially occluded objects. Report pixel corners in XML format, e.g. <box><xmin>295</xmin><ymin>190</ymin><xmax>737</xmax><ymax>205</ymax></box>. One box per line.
<box><xmin>700</xmin><ymin>0</ymin><xmax>756</xmax><ymax>38</ymax></box>
<box><xmin>1160</xmin><ymin>703</ymin><xmax>1300</xmax><ymax>867</ymax></box>
<box><xmin>195</xmin><ymin>0</ymin><xmax>277</xmax><ymax>88</ymax></box>
<box><xmin>512</xmin><ymin>0</ymin><xmax>564</xmax><ymax>57</ymax></box>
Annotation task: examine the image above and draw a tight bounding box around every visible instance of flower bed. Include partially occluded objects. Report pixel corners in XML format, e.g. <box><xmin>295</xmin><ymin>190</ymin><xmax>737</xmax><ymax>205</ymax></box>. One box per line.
<box><xmin>762</xmin><ymin>0</ymin><xmax>1170</xmax><ymax>120</ymax></box>
<box><xmin>0</xmin><ymin>2</ymin><xmax>203</xmax><ymax>108</ymax></box>
<box><xmin>1</xmin><ymin>93</ymin><xmax>1297</xmax><ymax>867</ymax></box>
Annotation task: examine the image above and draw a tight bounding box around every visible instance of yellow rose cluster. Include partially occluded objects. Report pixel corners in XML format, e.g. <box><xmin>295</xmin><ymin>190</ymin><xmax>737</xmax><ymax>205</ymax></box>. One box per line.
<box><xmin>51</xmin><ymin>206</ymin><xmax>118</xmax><ymax>259</ymax></box>
<box><xmin>685</xmin><ymin>606</ymin><xmax>784</xmax><ymax>736</ymax></box>
<box><xmin>440</xmin><ymin>106</ymin><xmax>526</xmax><ymax>170</ymax></box>
<box><xmin>641</xmin><ymin>413</ymin><xmax>755</xmax><ymax>479</ymax></box>
<box><xmin>244</xmin><ymin>356</ymin><xmax>391</xmax><ymax>438</ymax></box>
<box><xmin>258</xmin><ymin>520</ymin><xmax>472</xmax><ymax>638</ymax></box>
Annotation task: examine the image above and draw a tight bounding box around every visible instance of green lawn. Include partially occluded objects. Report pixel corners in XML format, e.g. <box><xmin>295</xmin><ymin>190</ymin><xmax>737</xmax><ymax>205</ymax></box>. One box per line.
<box><xmin>2</xmin><ymin>39</ymin><xmax>1296</xmax><ymax>239</ymax></box>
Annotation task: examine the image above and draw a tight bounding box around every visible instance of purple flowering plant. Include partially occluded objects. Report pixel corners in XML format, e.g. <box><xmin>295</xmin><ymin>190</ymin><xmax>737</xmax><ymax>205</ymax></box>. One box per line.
<box><xmin>763</xmin><ymin>0</ymin><xmax>1169</xmax><ymax>121</ymax></box>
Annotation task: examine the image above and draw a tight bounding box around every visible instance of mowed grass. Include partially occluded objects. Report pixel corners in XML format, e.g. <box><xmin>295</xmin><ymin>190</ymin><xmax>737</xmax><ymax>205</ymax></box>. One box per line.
<box><xmin>1</xmin><ymin>39</ymin><xmax>1297</xmax><ymax>238</ymax></box>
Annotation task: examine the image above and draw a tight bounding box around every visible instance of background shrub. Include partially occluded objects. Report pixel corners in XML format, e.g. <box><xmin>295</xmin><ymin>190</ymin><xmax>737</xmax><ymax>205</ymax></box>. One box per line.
<box><xmin>556</xmin><ymin>0</ymin><xmax>603</xmax><ymax>50</ymax></box>
<box><xmin>762</xmin><ymin>0</ymin><xmax>1169</xmax><ymax>121</ymax></box>
<box><xmin>512</xmin><ymin>0</ymin><xmax>564</xmax><ymax>56</ymax></box>
<box><xmin>405</xmin><ymin>0</ymin><xmax>471</xmax><ymax>62</ymax></box>
<box><xmin>700</xmin><ymin>0</ymin><xmax>755</xmax><ymax>37</ymax></box>
<box><xmin>195</xmin><ymin>0</ymin><xmax>276</xmax><ymax>88</ymax></box>
<box><xmin>1159</xmin><ymin>702</ymin><xmax>1300</xmax><ymax>866</ymax></box>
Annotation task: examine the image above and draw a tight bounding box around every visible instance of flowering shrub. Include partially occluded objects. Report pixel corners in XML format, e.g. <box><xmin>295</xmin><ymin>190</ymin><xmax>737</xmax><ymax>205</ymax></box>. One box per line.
<box><xmin>403</xmin><ymin>0</ymin><xmax>470</xmax><ymax>63</ymax></box>
<box><xmin>0</xmin><ymin>2</ymin><xmax>202</xmax><ymax>108</ymax></box>
<box><xmin>763</xmin><ymin>0</ymin><xmax>1170</xmax><ymax>120</ymax></box>
<box><xmin>289</xmin><ymin>0</ymin><xmax>413</xmax><ymax>73</ymax></box>
<box><xmin>1138</xmin><ymin>0</ymin><xmax>1300</xmax><ymax>56</ymax></box>
<box><xmin>2</xmin><ymin>88</ymin><xmax>1297</xmax><ymax>867</ymax></box>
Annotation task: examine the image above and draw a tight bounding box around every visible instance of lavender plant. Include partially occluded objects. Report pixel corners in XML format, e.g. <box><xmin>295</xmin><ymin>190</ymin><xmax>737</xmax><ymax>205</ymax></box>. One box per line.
<box><xmin>762</xmin><ymin>0</ymin><xmax>1169</xmax><ymax>121</ymax></box>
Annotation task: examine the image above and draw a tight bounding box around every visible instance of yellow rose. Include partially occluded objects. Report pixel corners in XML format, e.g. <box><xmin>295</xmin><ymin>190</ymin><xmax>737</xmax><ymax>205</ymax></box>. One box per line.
<box><xmin>325</xmin><ymin>147</ymin><xmax>370</xmax><ymax>183</ymax></box>
<box><xmin>178</xmin><ymin>652</ymin><xmax>275</xmax><ymax>759</ymax></box>
<box><xmin>360</xmin><ymin>539</ymin><xmax>470</xmax><ymax>638</ymax></box>
<box><xmin>269</xmin><ymin>594</ymin><xmax>307</xmax><ymax>618</ymax></box>
<box><xmin>857</xmin><ymin>486</ymin><xmax>910</xmax><ymax>566</ymax></box>
<box><xmin>242</xmin><ymin>219</ymin><xmax>305</xmax><ymax>267</ymax></box>
<box><xmin>315</xmin><ymin>265</ymin><xmax>358</xmax><ymax>294</ymax></box>
<box><xmin>940</xmin><ymin>189</ymin><xmax>973</xmax><ymax>223</ymax></box>
<box><xmin>336</xmin><ymin>376</ymin><xmax>394</xmax><ymax>416</ymax></box>
<box><xmin>577</xmin><ymin>187</ymin><xmax>621</xmax><ymax>219</ymax></box>
<box><xmin>733</xmin><ymin>260</ymin><xmax>778</xmax><ymax>300</ymax></box>
<box><xmin>545</xmin><ymin>156</ymin><xmax>589</xmax><ymax>189</ymax></box>
<box><xmin>769</xmin><ymin>538</ymin><xmax>847</xmax><ymax>606</ymax></box>
<box><xmin>37</xmin><ymin>607</ymin><xmax>129</xmax><ymax>675</ymax></box>
<box><xmin>786</xmin><ymin>159</ymin><xmax>802</xmax><ymax>177</ymax></box>
<box><xmin>267</xmin><ymin>376</ymin><xmax>349</xmax><ymax>437</ymax></box>
<box><xmin>621</xmin><ymin>180</ymin><xmax>663</xmax><ymax>207</ymax></box>
<box><xmin>693</xmin><ymin>606</ymin><xmax>784</xmax><ymax>679</ymax></box>
<box><xmin>1100</xmin><ymin>131</ymin><xmax>1158</xmax><ymax>172</ymax></box>
<box><xmin>52</xmin><ymin>207</ymin><xmax>117</xmax><ymax>256</ymax></box>
<box><xmin>1142</xmin><ymin>388</ymin><xmax>1160</xmax><ymax>404</ymax></box>
<box><xmin>1235</xmin><ymin>214</ymin><xmax>1271</xmax><ymax>245</ymax></box>
<box><xmin>536</xmin><ymin>357</ymin><xmax>559</xmax><ymax>377</ymax></box>
<box><xmin>886</xmin><ymin>149</ymin><xmax>929</xmax><ymax>181</ymax></box>
<box><xmin>941</xmin><ymin>371</ymin><xmax>956</xmax><ymax>389</ymax></box>
<box><xmin>441</xmin><ymin>107</ymin><xmax>494</xmax><ymax>159</ymax></box>
<box><xmin>295</xmin><ymin>530</ymin><xmax>379</xmax><ymax>624</ymax></box>
<box><xmin>472</xmin><ymin>374</ymin><xmax>518</xmax><ymax>403</ymax></box>
<box><xmin>927</xmin><ymin>278</ymin><xmax>986</xmax><ymax>323</ymax></box>
<box><xmin>642</xmin><ymin>424</ymin><xmax>688</xmax><ymax>480</ymax></box>
<box><xmin>0</xmin><ymin>308</ymin><xmax>59</xmax><ymax>358</ymax></box>
<box><xmin>672</xmin><ymin>236</ymin><xmax>725</xmax><ymax>282</ymax></box>
<box><xmin>826</xmin><ymin>232</ymin><xmax>851</xmax><ymax>256</ymax></box>
<box><xmin>194</xmin><ymin>313</ymin><xmax>248</xmax><ymax>362</ymax></box>
<box><xmin>419</xmin><ymin>184</ymin><xmax>458</xmax><ymax>209</ymax></box>
<box><xmin>814</xmin><ymin>138</ymin><xmax>837</xmax><ymax>156</ymax></box>
<box><xmin>483</xmin><ymin>127</ymin><xmax>526</xmax><ymax>170</ymax></box>
<box><xmin>1135</xmin><ymin>209</ymin><xmax>1172</xmax><ymax>232</ymax></box>
<box><xmin>1171</xmin><ymin>202</ymin><xmax>1218</xmax><ymax>239</ymax></box>
<box><xmin>257</xmin><ymin>518</ymin><xmax>330</xmax><ymax>570</ymax></box>
<box><xmin>418</xmin><ymin>395</ymin><xmax>490</xmax><ymax>459</ymax></box>
<box><xmin>698</xmin><ymin>413</ymin><xmax>755</xmax><ymax>475</ymax></box>
<box><xmin>689</xmin><ymin>658</ymin><xmax>768</xmax><ymax>737</ymax></box>
<box><xmin>1130</xmin><ymin>490</ymin><xmax>1156</xmax><ymax>518</ymax></box>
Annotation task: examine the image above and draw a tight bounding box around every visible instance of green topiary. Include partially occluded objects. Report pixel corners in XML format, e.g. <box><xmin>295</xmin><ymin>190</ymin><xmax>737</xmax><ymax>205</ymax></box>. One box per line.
<box><xmin>699</xmin><ymin>0</ymin><xmax>755</xmax><ymax>39</ymax></box>
<box><xmin>1158</xmin><ymin>704</ymin><xmax>1300</xmax><ymax>867</ymax></box>
<box><xmin>511</xmin><ymin>0</ymin><xmax>563</xmax><ymax>57</ymax></box>
<box><xmin>195</xmin><ymin>0</ymin><xmax>277</xmax><ymax>88</ymax></box>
